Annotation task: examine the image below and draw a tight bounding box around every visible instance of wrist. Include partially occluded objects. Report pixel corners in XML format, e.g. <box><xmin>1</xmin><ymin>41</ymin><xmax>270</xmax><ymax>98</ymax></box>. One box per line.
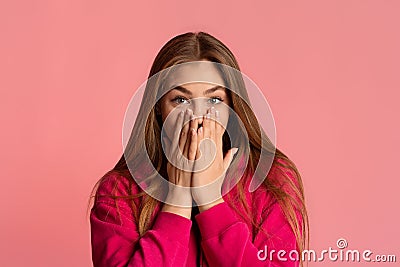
<box><xmin>162</xmin><ymin>203</ymin><xmax>192</xmax><ymax>219</ymax></box>
<box><xmin>165</xmin><ymin>186</ymin><xmax>192</xmax><ymax>207</ymax></box>
<box><xmin>198</xmin><ymin>197</ymin><xmax>225</xmax><ymax>212</ymax></box>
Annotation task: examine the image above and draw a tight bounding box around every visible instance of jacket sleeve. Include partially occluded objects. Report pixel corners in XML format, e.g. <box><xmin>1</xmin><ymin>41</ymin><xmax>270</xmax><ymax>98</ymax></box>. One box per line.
<box><xmin>90</xmin><ymin>175</ymin><xmax>192</xmax><ymax>267</ymax></box>
<box><xmin>195</xmin><ymin>201</ymin><xmax>300</xmax><ymax>267</ymax></box>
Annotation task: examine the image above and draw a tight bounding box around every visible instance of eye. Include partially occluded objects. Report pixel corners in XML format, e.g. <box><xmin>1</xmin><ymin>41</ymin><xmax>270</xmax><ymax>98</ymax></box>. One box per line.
<box><xmin>208</xmin><ymin>97</ymin><xmax>223</xmax><ymax>105</ymax></box>
<box><xmin>172</xmin><ymin>96</ymin><xmax>190</xmax><ymax>105</ymax></box>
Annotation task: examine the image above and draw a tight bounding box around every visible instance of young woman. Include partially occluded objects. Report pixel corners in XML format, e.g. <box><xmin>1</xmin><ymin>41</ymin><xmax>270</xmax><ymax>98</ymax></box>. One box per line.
<box><xmin>88</xmin><ymin>32</ymin><xmax>309</xmax><ymax>267</ymax></box>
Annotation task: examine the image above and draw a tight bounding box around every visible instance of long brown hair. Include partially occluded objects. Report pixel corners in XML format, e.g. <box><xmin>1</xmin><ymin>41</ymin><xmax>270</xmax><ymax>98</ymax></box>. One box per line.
<box><xmin>88</xmin><ymin>31</ymin><xmax>309</xmax><ymax>265</ymax></box>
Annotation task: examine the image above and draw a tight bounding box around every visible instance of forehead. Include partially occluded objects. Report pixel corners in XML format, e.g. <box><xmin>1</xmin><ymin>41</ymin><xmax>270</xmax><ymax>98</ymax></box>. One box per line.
<box><xmin>162</xmin><ymin>61</ymin><xmax>226</xmax><ymax>90</ymax></box>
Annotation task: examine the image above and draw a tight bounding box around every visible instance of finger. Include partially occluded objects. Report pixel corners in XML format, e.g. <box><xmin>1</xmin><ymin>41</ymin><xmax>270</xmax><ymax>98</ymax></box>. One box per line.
<box><xmin>201</xmin><ymin>109</ymin><xmax>213</xmax><ymax>164</ymax></box>
<box><xmin>215</xmin><ymin>109</ymin><xmax>222</xmax><ymax>139</ymax></box>
<box><xmin>210</xmin><ymin>107</ymin><xmax>216</xmax><ymax>140</ymax></box>
<box><xmin>179</xmin><ymin>109</ymin><xmax>191</xmax><ymax>155</ymax></box>
<box><xmin>223</xmin><ymin>147</ymin><xmax>239</xmax><ymax>171</ymax></box>
<box><xmin>188</xmin><ymin>115</ymin><xmax>198</xmax><ymax>161</ymax></box>
<box><xmin>203</xmin><ymin>108</ymin><xmax>211</xmax><ymax>139</ymax></box>
<box><xmin>209</xmin><ymin>107</ymin><xmax>221</xmax><ymax>161</ymax></box>
<box><xmin>210</xmin><ymin>107</ymin><xmax>220</xmax><ymax>164</ymax></box>
<box><xmin>171</xmin><ymin>110</ymin><xmax>184</xmax><ymax>150</ymax></box>
<box><xmin>196</xmin><ymin>125</ymin><xmax>203</xmax><ymax>160</ymax></box>
<box><xmin>162</xmin><ymin>136</ymin><xmax>171</xmax><ymax>157</ymax></box>
<box><xmin>215</xmin><ymin>109</ymin><xmax>223</xmax><ymax>157</ymax></box>
<box><xmin>183</xmin><ymin>109</ymin><xmax>194</xmax><ymax>158</ymax></box>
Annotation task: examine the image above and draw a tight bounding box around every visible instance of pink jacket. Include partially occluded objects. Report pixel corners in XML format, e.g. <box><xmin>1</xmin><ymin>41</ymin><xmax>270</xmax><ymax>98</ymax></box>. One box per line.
<box><xmin>90</xmin><ymin>163</ymin><xmax>302</xmax><ymax>266</ymax></box>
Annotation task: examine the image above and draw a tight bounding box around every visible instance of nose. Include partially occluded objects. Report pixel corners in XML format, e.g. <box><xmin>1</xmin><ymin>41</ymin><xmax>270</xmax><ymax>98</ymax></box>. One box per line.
<box><xmin>191</xmin><ymin>98</ymin><xmax>207</xmax><ymax>117</ymax></box>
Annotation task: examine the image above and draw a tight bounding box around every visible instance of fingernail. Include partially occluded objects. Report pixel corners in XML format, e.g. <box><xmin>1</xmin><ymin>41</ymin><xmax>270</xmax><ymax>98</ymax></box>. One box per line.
<box><xmin>215</xmin><ymin>110</ymin><xmax>220</xmax><ymax>118</ymax></box>
<box><xmin>232</xmin><ymin>148</ymin><xmax>238</xmax><ymax>155</ymax></box>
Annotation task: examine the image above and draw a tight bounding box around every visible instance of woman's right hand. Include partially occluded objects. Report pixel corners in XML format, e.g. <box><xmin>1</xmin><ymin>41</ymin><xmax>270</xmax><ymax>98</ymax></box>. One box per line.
<box><xmin>161</xmin><ymin>108</ymin><xmax>197</xmax><ymax>219</ymax></box>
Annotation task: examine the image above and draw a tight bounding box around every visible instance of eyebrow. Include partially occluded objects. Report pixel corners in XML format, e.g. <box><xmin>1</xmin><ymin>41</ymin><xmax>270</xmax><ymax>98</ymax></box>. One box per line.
<box><xmin>171</xmin><ymin>85</ymin><xmax>225</xmax><ymax>96</ymax></box>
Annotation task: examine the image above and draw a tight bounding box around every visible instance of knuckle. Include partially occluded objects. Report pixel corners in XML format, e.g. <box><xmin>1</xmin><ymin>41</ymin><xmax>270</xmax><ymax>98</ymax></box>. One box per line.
<box><xmin>189</xmin><ymin>148</ymin><xmax>196</xmax><ymax>156</ymax></box>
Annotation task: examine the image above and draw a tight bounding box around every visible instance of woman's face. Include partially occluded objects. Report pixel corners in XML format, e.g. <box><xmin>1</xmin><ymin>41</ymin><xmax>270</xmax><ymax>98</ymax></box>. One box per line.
<box><xmin>158</xmin><ymin>82</ymin><xmax>231</xmax><ymax>142</ymax></box>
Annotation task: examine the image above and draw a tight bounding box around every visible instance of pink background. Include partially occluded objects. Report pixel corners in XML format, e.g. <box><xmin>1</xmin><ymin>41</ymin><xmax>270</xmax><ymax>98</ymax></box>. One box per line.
<box><xmin>1</xmin><ymin>1</ymin><xmax>399</xmax><ymax>266</ymax></box>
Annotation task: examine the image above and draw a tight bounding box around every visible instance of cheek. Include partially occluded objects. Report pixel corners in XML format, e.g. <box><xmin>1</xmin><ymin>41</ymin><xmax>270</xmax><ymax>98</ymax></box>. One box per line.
<box><xmin>159</xmin><ymin>99</ymin><xmax>174</xmax><ymax>124</ymax></box>
<box><xmin>160</xmin><ymin>106</ymin><xmax>181</xmax><ymax>140</ymax></box>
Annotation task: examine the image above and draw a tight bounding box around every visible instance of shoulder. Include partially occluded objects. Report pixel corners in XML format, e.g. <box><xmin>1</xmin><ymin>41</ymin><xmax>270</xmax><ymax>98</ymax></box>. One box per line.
<box><xmin>94</xmin><ymin>169</ymin><xmax>143</xmax><ymax>208</ymax></box>
<box><xmin>259</xmin><ymin>156</ymin><xmax>303</xmax><ymax>203</ymax></box>
<box><xmin>244</xmin><ymin>157</ymin><xmax>300</xmax><ymax>197</ymax></box>
<box><xmin>245</xmin><ymin>156</ymin><xmax>303</xmax><ymax>217</ymax></box>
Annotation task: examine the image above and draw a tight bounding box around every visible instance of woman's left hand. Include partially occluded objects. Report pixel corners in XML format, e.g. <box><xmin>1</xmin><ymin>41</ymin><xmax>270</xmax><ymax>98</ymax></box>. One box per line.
<box><xmin>191</xmin><ymin>107</ymin><xmax>238</xmax><ymax>211</ymax></box>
